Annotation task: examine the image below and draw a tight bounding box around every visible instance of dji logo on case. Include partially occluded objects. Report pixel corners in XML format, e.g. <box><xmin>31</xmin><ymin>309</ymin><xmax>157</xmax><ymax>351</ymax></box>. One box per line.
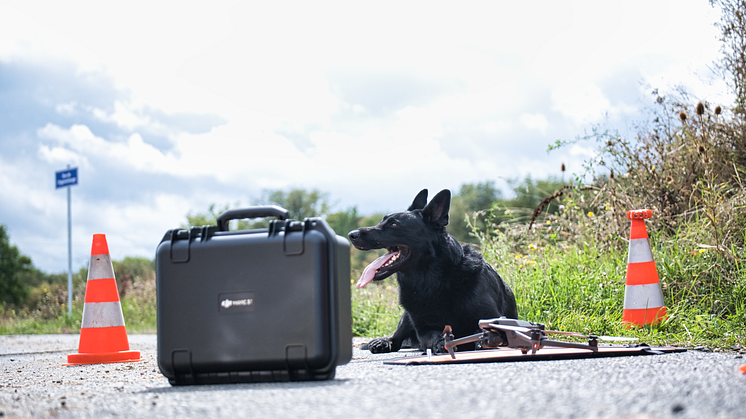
<box><xmin>219</xmin><ymin>292</ymin><xmax>255</xmax><ymax>313</ymax></box>
<box><xmin>221</xmin><ymin>298</ymin><xmax>253</xmax><ymax>309</ymax></box>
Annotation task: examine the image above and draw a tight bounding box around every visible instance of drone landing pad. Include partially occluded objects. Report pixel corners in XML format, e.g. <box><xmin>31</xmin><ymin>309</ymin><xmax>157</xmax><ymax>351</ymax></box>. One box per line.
<box><xmin>383</xmin><ymin>345</ymin><xmax>686</xmax><ymax>365</ymax></box>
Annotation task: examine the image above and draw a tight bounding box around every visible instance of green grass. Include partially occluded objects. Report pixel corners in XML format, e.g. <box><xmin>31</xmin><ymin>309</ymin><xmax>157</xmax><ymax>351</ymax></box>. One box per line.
<box><xmin>0</xmin><ymin>309</ymin><xmax>82</xmax><ymax>335</ymax></box>
<box><xmin>0</xmin><ymin>275</ymin><xmax>158</xmax><ymax>335</ymax></box>
<box><xmin>480</xmin><ymin>233</ymin><xmax>746</xmax><ymax>351</ymax></box>
<box><xmin>351</xmin><ymin>278</ymin><xmax>402</xmax><ymax>338</ymax></box>
<box><xmin>0</xmin><ymin>301</ymin><xmax>157</xmax><ymax>335</ymax></box>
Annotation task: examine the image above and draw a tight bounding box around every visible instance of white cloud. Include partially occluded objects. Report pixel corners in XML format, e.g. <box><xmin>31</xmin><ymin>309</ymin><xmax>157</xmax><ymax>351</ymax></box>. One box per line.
<box><xmin>54</xmin><ymin>101</ymin><xmax>78</xmax><ymax>116</ymax></box>
<box><xmin>551</xmin><ymin>84</ymin><xmax>611</xmax><ymax>125</ymax></box>
<box><xmin>91</xmin><ymin>101</ymin><xmax>151</xmax><ymax>131</ymax></box>
<box><xmin>482</xmin><ymin>121</ymin><xmax>511</xmax><ymax>135</ymax></box>
<box><xmin>569</xmin><ymin>144</ymin><xmax>597</xmax><ymax>160</ymax></box>
<box><xmin>0</xmin><ymin>155</ymin><xmax>67</xmax><ymax>235</ymax></box>
<box><xmin>75</xmin><ymin>193</ymin><xmax>196</xmax><ymax>261</ymax></box>
<box><xmin>520</xmin><ymin>113</ymin><xmax>549</xmax><ymax>133</ymax></box>
<box><xmin>38</xmin><ymin>123</ymin><xmax>96</xmax><ymax>147</ymax></box>
<box><xmin>38</xmin><ymin>144</ymin><xmax>86</xmax><ymax>167</ymax></box>
<box><xmin>37</xmin><ymin>123</ymin><xmax>185</xmax><ymax>176</ymax></box>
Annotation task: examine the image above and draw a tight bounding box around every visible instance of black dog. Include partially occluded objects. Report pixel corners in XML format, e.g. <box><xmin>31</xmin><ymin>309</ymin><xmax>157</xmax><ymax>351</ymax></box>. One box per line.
<box><xmin>348</xmin><ymin>189</ymin><xmax>517</xmax><ymax>353</ymax></box>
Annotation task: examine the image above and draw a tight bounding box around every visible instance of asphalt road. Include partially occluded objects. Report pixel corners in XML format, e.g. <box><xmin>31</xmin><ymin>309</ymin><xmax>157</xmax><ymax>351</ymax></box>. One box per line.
<box><xmin>1</xmin><ymin>334</ymin><xmax>745</xmax><ymax>419</ymax></box>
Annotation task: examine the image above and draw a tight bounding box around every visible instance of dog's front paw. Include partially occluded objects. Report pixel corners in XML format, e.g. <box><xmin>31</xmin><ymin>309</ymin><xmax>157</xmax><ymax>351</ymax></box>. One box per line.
<box><xmin>365</xmin><ymin>337</ymin><xmax>394</xmax><ymax>353</ymax></box>
<box><xmin>432</xmin><ymin>337</ymin><xmax>448</xmax><ymax>354</ymax></box>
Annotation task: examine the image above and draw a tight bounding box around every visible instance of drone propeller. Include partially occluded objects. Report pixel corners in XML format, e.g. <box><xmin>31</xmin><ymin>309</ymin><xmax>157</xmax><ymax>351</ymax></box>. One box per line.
<box><xmin>487</xmin><ymin>323</ymin><xmax>533</xmax><ymax>334</ymax></box>
<box><xmin>544</xmin><ymin>330</ymin><xmax>587</xmax><ymax>338</ymax></box>
<box><xmin>595</xmin><ymin>336</ymin><xmax>639</xmax><ymax>342</ymax></box>
<box><xmin>545</xmin><ymin>330</ymin><xmax>638</xmax><ymax>342</ymax></box>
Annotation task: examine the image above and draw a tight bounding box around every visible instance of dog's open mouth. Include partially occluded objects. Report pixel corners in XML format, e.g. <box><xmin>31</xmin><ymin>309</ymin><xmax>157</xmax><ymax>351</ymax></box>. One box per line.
<box><xmin>356</xmin><ymin>246</ymin><xmax>410</xmax><ymax>288</ymax></box>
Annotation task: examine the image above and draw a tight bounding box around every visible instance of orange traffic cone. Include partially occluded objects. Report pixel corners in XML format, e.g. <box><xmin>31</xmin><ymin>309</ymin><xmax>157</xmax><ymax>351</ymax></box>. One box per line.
<box><xmin>66</xmin><ymin>234</ymin><xmax>141</xmax><ymax>365</ymax></box>
<box><xmin>622</xmin><ymin>209</ymin><xmax>667</xmax><ymax>326</ymax></box>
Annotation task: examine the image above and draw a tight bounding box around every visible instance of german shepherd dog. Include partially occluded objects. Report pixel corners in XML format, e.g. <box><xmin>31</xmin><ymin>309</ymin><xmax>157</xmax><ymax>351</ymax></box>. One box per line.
<box><xmin>348</xmin><ymin>189</ymin><xmax>518</xmax><ymax>353</ymax></box>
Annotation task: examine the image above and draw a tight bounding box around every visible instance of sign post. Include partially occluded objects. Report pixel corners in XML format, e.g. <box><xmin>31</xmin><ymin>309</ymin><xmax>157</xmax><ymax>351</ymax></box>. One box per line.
<box><xmin>56</xmin><ymin>166</ymin><xmax>78</xmax><ymax>317</ymax></box>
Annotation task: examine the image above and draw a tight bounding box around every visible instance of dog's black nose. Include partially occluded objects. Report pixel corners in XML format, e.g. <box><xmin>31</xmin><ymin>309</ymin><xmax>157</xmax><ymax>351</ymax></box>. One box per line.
<box><xmin>348</xmin><ymin>230</ymin><xmax>360</xmax><ymax>240</ymax></box>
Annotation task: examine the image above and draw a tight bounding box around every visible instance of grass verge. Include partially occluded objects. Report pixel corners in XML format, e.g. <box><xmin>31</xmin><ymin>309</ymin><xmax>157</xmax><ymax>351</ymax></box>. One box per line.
<box><xmin>479</xmin><ymin>230</ymin><xmax>746</xmax><ymax>352</ymax></box>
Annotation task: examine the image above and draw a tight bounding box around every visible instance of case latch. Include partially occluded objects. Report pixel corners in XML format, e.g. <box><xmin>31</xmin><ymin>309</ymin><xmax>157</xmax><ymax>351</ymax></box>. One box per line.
<box><xmin>283</xmin><ymin>220</ymin><xmax>306</xmax><ymax>255</ymax></box>
<box><xmin>169</xmin><ymin>229</ymin><xmax>191</xmax><ymax>263</ymax></box>
<box><xmin>285</xmin><ymin>344</ymin><xmax>310</xmax><ymax>380</ymax></box>
<box><xmin>171</xmin><ymin>348</ymin><xmax>195</xmax><ymax>385</ymax></box>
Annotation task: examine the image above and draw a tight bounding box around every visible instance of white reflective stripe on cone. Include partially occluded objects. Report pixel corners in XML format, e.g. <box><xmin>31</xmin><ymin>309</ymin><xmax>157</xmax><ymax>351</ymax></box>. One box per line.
<box><xmin>623</xmin><ymin>284</ymin><xmax>665</xmax><ymax>309</ymax></box>
<box><xmin>627</xmin><ymin>239</ymin><xmax>654</xmax><ymax>264</ymax></box>
<box><xmin>81</xmin><ymin>302</ymin><xmax>126</xmax><ymax>328</ymax></box>
<box><xmin>87</xmin><ymin>254</ymin><xmax>115</xmax><ymax>280</ymax></box>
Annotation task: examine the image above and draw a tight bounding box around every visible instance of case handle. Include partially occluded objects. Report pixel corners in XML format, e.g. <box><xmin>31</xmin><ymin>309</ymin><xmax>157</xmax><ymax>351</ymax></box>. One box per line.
<box><xmin>216</xmin><ymin>206</ymin><xmax>290</xmax><ymax>231</ymax></box>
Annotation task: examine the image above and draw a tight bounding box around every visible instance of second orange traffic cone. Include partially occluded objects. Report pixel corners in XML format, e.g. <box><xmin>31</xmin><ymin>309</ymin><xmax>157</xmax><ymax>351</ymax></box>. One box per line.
<box><xmin>622</xmin><ymin>209</ymin><xmax>667</xmax><ymax>326</ymax></box>
<box><xmin>66</xmin><ymin>234</ymin><xmax>141</xmax><ymax>365</ymax></box>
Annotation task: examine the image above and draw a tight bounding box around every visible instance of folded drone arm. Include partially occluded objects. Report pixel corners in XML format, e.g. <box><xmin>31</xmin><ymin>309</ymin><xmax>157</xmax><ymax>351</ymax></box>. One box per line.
<box><xmin>444</xmin><ymin>333</ymin><xmax>482</xmax><ymax>359</ymax></box>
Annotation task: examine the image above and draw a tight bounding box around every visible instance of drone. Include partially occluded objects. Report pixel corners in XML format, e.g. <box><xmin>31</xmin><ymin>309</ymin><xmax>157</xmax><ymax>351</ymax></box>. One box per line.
<box><xmin>442</xmin><ymin>318</ymin><xmax>638</xmax><ymax>359</ymax></box>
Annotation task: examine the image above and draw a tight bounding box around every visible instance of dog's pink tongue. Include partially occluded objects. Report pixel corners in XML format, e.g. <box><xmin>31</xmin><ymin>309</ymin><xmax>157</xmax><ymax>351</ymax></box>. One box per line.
<box><xmin>357</xmin><ymin>252</ymin><xmax>396</xmax><ymax>288</ymax></box>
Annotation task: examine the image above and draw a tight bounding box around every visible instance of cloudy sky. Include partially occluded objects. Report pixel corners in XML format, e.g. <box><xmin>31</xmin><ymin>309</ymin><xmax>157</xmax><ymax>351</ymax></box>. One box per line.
<box><xmin>0</xmin><ymin>0</ymin><xmax>729</xmax><ymax>273</ymax></box>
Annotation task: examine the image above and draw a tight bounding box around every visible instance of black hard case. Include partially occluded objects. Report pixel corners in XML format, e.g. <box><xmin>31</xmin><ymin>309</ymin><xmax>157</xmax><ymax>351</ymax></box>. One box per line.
<box><xmin>156</xmin><ymin>206</ymin><xmax>352</xmax><ymax>385</ymax></box>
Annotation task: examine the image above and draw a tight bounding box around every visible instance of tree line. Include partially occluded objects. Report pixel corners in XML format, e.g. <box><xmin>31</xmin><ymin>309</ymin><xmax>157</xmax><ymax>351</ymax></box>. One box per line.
<box><xmin>183</xmin><ymin>177</ymin><xmax>566</xmax><ymax>244</ymax></box>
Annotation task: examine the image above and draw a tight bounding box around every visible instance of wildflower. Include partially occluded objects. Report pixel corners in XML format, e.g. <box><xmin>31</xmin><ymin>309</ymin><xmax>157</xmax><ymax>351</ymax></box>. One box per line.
<box><xmin>587</xmin><ymin>211</ymin><xmax>594</xmax><ymax>217</ymax></box>
<box><xmin>715</xmin><ymin>106</ymin><xmax>722</xmax><ymax>115</ymax></box>
<box><xmin>605</xmin><ymin>205</ymin><xmax>610</xmax><ymax>211</ymax></box>
<box><xmin>698</xmin><ymin>249</ymin><xmax>707</xmax><ymax>254</ymax></box>
<box><xmin>546</xmin><ymin>220</ymin><xmax>551</xmax><ymax>224</ymax></box>
<box><xmin>679</xmin><ymin>111</ymin><xmax>687</xmax><ymax>122</ymax></box>
<box><xmin>696</xmin><ymin>102</ymin><xmax>705</xmax><ymax>116</ymax></box>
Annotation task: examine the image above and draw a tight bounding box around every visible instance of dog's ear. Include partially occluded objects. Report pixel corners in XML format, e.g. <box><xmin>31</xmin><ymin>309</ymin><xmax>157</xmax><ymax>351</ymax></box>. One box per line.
<box><xmin>422</xmin><ymin>189</ymin><xmax>450</xmax><ymax>228</ymax></box>
<box><xmin>408</xmin><ymin>189</ymin><xmax>428</xmax><ymax>211</ymax></box>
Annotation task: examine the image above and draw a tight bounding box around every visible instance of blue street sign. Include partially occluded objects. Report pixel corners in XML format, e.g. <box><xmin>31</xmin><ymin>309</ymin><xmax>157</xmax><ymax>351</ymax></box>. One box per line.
<box><xmin>56</xmin><ymin>166</ymin><xmax>78</xmax><ymax>316</ymax></box>
<box><xmin>55</xmin><ymin>167</ymin><xmax>78</xmax><ymax>189</ymax></box>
